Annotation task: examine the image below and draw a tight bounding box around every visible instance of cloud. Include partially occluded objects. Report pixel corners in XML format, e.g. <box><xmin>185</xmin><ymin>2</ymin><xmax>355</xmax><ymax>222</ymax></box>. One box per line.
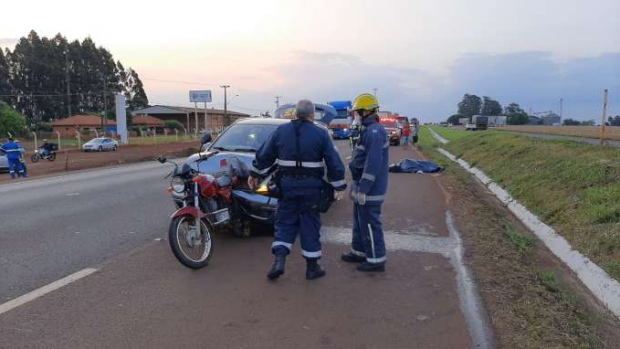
<box><xmin>258</xmin><ymin>51</ymin><xmax>620</xmax><ymax>122</ymax></box>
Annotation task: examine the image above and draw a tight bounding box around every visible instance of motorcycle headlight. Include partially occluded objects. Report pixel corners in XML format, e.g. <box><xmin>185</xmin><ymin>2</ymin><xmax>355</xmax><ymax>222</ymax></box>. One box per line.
<box><xmin>171</xmin><ymin>177</ymin><xmax>185</xmax><ymax>193</ymax></box>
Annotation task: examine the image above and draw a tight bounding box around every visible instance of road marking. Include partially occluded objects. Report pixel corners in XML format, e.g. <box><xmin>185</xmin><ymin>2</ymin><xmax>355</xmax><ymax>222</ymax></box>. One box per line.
<box><xmin>66</xmin><ymin>192</ymin><xmax>80</xmax><ymax>196</ymax></box>
<box><xmin>0</xmin><ymin>268</ymin><xmax>98</xmax><ymax>316</ymax></box>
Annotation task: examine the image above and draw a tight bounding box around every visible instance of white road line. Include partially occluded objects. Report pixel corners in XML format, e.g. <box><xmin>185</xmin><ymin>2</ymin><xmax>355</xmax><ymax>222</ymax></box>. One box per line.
<box><xmin>0</xmin><ymin>268</ymin><xmax>98</xmax><ymax>316</ymax></box>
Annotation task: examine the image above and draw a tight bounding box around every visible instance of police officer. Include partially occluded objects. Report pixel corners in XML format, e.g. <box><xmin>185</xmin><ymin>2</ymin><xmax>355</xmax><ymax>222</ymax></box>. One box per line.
<box><xmin>341</xmin><ymin>93</ymin><xmax>389</xmax><ymax>272</ymax></box>
<box><xmin>249</xmin><ymin>99</ymin><xmax>347</xmax><ymax>280</ymax></box>
<box><xmin>0</xmin><ymin>137</ymin><xmax>26</xmax><ymax>179</ymax></box>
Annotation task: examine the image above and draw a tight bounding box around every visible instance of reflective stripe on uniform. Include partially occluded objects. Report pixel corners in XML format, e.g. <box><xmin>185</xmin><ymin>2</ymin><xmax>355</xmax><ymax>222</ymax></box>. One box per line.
<box><xmin>368</xmin><ymin>224</ymin><xmax>376</xmax><ymax>261</ymax></box>
<box><xmin>330</xmin><ymin>179</ymin><xmax>346</xmax><ymax>187</ymax></box>
<box><xmin>366</xmin><ymin>256</ymin><xmax>386</xmax><ymax>264</ymax></box>
<box><xmin>366</xmin><ymin>194</ymin><xmax>385</xmax><ymax>202</ymax></box>
<box><xmin>356</xmin><ymin>145</ymin><xmax>365</xmax><ymax>151</ymax></box>
<box><xmin>276</xmin><ymin>159</ymin><xmax>324</xmax><ymax>168</ymax></box>
<box><xmin>361</xmin><ymin>173</ymin><xmax>375</xmax><ymax>181</ymax></box>
<box><xmin>351</xmin><ymin>249</ymin><xmax>366</xmax><ymax>257</ymax></box>
<box><xmin>383</xmin><ymin>141</ymin><xmax>389</xmax><ymax>148</ymax></box>
<box><xmin>301</xmin><ymin>250</ymin><xmax>322</xmax><ymax>258</ymax></box>
<box><xmin>251</xmin><ymin>165</ymin><xmax>271</xmax><ymax>175</ymax></box>
<box><xmin>272</xmin><ymin>241</ymin><xmax>292</xmax><ymax>250</ymax></box>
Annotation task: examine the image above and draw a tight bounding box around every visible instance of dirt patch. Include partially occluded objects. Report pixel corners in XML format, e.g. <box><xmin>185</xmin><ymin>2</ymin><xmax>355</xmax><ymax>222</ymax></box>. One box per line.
<box><xmin>430</xmin><ymin>158</ymin><xmax>620</xmax><ymax>348</ymax></box>
<box><xmin>0</xmin><ymin>141</ymin><xmax>198</xmax><ymax>183</ymax></box>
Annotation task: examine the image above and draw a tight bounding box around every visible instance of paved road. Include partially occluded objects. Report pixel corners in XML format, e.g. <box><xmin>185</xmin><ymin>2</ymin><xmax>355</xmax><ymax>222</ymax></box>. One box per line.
<box><xmin>0</xmin><ymin>141</ymin><xmax>492</xmax><ymax>348</ymax></box>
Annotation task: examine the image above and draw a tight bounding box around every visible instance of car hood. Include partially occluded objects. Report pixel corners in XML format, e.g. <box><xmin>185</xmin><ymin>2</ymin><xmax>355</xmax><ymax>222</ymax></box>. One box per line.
<box><xmin>187</xmin><ymin>150</ymin><xmax>255</xmax><ymax>178</ymax></box>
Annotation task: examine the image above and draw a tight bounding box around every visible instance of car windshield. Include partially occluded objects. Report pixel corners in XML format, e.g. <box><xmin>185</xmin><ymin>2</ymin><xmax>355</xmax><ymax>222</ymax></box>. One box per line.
<box><xmin>210</xmin><ymin>124</ymin><xmax>278</xmax><ymax>152</ymax></box>
<box><xmin>88</xmin><ymin>139</ymin><xmax>104</xmax><ymax>144</ymax></box>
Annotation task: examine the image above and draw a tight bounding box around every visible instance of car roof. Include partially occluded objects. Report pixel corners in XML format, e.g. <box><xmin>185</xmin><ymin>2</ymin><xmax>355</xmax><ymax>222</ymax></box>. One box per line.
<box><xmin>234</xmin><ymin>118</ymin><xmax>289</xmax><ymax>126</ymax></box>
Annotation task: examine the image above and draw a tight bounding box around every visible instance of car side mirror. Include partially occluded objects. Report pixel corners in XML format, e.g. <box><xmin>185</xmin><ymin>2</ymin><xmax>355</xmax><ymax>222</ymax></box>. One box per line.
<box><xmin>157</xmin><ymin>156</ymin><xmax>167</xmax><ymax>164</ymax></box>
<box><xmin>201</xmin><ymin>133</ymin><xmax>212</xmax><ymax>145</ymax></box>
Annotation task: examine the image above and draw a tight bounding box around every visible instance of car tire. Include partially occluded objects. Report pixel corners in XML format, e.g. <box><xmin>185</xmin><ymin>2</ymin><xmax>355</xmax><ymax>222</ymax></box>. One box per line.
<box><xmin>98</xmin><ymin>146</ymin><xmax>103</xmax><ymax>152</ymax></box>
<box><xmin>113</xmin><ymin>145</ymin><xmax>117</xmax><ymax>151</ymax></box>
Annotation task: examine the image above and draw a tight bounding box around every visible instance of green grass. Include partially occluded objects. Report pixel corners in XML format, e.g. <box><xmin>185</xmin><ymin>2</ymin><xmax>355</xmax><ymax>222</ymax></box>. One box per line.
<box><xmin>539</xmin><ymin>270</ymin><xmax>561</xmax><ymax>293</ymax></box>
<box><xmin>506</xmin><ymin>225</ymin><xmax>537</xmax><ymax>253</ymax></box>
<box><xmin>428</xmin><ymin>126</ymin><xmax>471</xmax><ymax>142</ymax></box>
<box><xmin>421</xmin><ymin>126</ymin><xmax>620</xmax><ymax>281</ymax></box>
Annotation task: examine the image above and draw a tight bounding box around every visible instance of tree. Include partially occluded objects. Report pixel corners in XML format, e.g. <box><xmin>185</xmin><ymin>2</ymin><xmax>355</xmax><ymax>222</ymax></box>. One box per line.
<box><xmin>505</xmin><ymin>103</ymin><xmax>529</xmax><ymax>125</ymax></box>
<box><xmin>0</xmin><ymin>102</ymin><xmax>27</xmax><ymax>137</ymax></box>
<box><xmin>563</xmin><ymin>118</ymin><xmax>581</xmax><ymax>126</ymax></box>
<box><xmin>457</xmin><ymin>94</ymin><xmax>482</xmax><ymax>120</ymax></box>
<box><xmin>480</xmin><ymin>96</ymin><xmax>502</xmax><ymax>116</ymax></box>
<box><xmin>447</xmin><ymin>114</ymin><xmax>463</xmax><ymax>125</ymax></box>
<box><xmin>0</xmin><ymin>49</ymin><xmax>11</xmax><ymax>100</ymax></box>
<box><xmin>165</xmin><ymin>120</ymin><xmax>184</xmax><ymax>130</ymax></box>
<box><xmin>2</xmin><ymin>31</ymin><xmax>148</xmax><ymax>127</ymax></box>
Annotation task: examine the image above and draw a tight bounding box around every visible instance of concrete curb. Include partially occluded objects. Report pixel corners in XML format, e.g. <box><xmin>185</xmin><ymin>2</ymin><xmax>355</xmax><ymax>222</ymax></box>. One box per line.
<box><xmin>428</xmin><ymin>132</ymin><xmax>620</xmax><ymax>318</ymax></box>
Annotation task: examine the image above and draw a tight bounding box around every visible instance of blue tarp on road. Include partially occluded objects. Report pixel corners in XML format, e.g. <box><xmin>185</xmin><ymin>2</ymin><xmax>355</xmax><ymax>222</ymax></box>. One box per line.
<box><xmin>388</xmin><ymin>159</ymin><xmax>444</xmax><ymax>174</ymax></box>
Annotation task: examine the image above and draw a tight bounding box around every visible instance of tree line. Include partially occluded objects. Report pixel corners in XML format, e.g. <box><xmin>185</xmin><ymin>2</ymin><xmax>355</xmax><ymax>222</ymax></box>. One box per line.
<box><xmin>447</xmin><ymin>94</ymin><xmax>529</xmax><ymax>125</ymax></box>
<box><xmin>0</xmin><ymin>30</ymin><xmax>148</xmax><ymax>131</ymax></box>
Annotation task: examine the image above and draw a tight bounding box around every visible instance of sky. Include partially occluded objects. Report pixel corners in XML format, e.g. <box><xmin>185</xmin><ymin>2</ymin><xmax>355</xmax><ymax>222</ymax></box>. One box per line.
<box><xmin>1</xmin><ymin>0</ymin><xmax>619</xmax><ymax>122</ymax></box>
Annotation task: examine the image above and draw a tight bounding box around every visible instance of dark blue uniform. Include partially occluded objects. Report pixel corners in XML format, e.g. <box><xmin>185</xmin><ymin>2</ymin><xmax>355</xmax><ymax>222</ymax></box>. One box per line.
<box><xmin>251</xmin><ymin>120</ymin><xmax>346</xmax><ymax>259</ymax></box>
<box><xmin>348</xmin><ymin>115</ymin><xmax>389</xmax><ymax>264</ymax></box>
<box><xmin>1</xmin><ymin>141</ymin><xmax>26</xmax><ymax>179</ymax></box>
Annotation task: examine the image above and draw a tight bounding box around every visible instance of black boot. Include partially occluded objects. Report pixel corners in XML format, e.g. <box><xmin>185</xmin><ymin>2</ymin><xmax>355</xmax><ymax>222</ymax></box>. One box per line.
<box><xmin>305</xmin><ymin>258</ymin><xmax>326</xmax><ymax>280</ymax></box>
<box><xmin>357</xmin><ymin>261</ymin><xmax>385</xmax><ymax>272</ymax></box>
<box><xmin>341</xmin><ymin>252</ymin><xmax>366</xmax><ymax>263</ymax></box>
<box><xmin>267</xmin><ymin>255</ymin><xmax>286</xmax><ymax>280</ymax></box>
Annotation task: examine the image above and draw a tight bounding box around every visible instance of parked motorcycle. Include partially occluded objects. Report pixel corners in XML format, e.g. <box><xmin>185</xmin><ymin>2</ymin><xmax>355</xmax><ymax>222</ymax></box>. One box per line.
<box><xmin>158</xmin><ymin>151</ymin><xmax>253</xmax><ymax>269</ymax></box>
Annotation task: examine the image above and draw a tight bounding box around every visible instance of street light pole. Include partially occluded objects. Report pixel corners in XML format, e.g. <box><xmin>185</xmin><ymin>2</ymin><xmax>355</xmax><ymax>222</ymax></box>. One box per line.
<box><xmin>274</xmin><ymin>96</ymin><xmax>282</xmax><ymax>108</ymax></box>
<box><xmin>559</xmin><ymin>98</ymin><xmax>563</xmax><ymax>119</ymax></box>
<box><xmin>220</xmin><ymin>85</ymin><xmax>230</xmax><ymax>127</ymax></box>
<box><xmin>373</xmin><ymin>88</ymin><xmax>378</xmax><ymax>97</ymax></box>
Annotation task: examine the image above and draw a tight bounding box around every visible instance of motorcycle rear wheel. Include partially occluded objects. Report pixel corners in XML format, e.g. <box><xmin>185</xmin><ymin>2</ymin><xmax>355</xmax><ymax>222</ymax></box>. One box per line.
<box><xmin>48</xmin><ymin>153</ymin><xmax>56</xmax><ymax>161</ymax></box>
<box><xmin>169</xmin><ymin>215</ymin><xmax>213</xmax><ymax>269</ymax></box>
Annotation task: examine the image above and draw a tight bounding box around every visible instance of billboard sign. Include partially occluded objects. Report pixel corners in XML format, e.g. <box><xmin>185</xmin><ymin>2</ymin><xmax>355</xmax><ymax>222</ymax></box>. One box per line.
<box><xmin>190</xmin><ymin>90</ymin><xmax>212</xmax><ymax>103</ymax></box>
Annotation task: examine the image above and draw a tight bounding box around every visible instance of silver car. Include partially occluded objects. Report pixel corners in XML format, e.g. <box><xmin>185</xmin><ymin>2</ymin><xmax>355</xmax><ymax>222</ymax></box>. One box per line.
<box><xmin>82</xmin><ymin>137</ymin><xmax>118</xmax><ymax>152</ymax></box>
<box><xmin>0</xmin><ymin>153</ymin><xmax>8</xmax><ymax>173</ymax></box>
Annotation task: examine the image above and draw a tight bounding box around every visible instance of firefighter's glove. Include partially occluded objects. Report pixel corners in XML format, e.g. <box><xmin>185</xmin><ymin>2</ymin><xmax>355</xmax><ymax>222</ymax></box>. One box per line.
<box><xmin>353</xmin><ymin>191</ymin><xmax>366</xmax><ymax>205</ymax></box>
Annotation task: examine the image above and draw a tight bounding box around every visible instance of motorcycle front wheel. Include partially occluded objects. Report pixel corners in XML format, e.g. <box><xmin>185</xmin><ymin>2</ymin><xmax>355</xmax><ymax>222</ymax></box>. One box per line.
<box><xmin>168</xmin><ymin>215</ymin><xmax>213</xmax><ymax>269</ymax></box>
<box><xmin>30</xmin><ymin>154</ymin><xmax>40</xmax><ymax>162</ymax></box>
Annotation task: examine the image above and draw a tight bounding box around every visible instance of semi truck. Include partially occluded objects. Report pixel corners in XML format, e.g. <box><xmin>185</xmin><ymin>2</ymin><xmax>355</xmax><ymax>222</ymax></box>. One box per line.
<box><xmin>327</xmin><ymin>100</ymin><xmax>352</xmax><ymax>139</ymax></box>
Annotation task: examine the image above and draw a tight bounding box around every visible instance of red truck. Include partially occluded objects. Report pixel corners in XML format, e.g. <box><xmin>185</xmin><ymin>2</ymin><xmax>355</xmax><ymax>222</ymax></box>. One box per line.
<box><xmin>379</xmin><ymin>115</ymin><xmax>409</xmax><ymax>146</ymax></box>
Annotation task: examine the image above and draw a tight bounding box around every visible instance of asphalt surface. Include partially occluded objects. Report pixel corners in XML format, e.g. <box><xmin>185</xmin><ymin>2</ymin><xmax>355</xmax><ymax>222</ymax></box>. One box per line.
<box><xmin>0</xmin><ymin>140</ymin><xmax>490</xmax><ymax>349</ymax></box>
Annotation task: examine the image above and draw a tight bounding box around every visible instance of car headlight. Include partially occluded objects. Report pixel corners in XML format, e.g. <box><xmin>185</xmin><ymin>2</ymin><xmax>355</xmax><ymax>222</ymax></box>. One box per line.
<box><xmin>343</xmin><ymin>128</ymin><xmax>348</xmax><ymax>132</ymax></box>
<box><xmin>171</xmin><ymin>177</ymin><xmax>185</xmax><ymax>193</ymax></box>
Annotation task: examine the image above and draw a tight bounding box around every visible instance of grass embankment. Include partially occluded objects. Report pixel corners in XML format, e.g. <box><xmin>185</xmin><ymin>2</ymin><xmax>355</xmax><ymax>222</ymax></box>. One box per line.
<box><xmin>498</xmin><ymin>125</ymin><xmax>620</xmax><ymax>141</ymax></box>
<box><xmin>417</xmin><ymin>127</ymin><xmax>620</xmax><ymax>348</ymax></box>
<box><xmin>428</xmin><ymin>126</ymin><xmax>620</xmax><ymax>281</ymax></box>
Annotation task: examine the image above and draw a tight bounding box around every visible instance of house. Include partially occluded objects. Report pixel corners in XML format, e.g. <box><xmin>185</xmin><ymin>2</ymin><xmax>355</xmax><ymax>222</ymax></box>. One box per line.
<box><xmin>528</xmin><ymin>115</ymin><xmax>542</xmax><ymax>125</ymax></box>
<box><xmin>131</xmin><ymin>115</ymin><xmax>166</xmax><ymax>134</ymax></box>
<box><xmin>130</xmin><ymin>105</ymin><xmax>250</xmax><ymax>133</ymax></box>
<box><xmin>52</xmin><ymin>115</ymin><xmax>117</xmax><ymax>137</ymax></box>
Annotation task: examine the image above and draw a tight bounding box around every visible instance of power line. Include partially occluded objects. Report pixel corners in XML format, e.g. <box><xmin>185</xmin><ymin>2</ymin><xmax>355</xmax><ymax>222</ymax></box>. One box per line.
<box><xmin>142</xmin><ymin>77</ymin><xmax>220</xmax><ymax>86</ymax></box>
<box><xmin>0</xmin><ymin>91</ymin><xmax>106</xmax><ymax>97</ymax></box>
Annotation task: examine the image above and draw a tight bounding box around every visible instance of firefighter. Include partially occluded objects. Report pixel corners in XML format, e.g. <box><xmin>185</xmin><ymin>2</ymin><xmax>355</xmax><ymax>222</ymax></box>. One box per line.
<box><xmin>249</xmin><ymin>99</ymin><xmax>347</xmax><ymax>280</ymax></box>
<box><xmin>341</xmin><ymin>93</ymin><xmax>389</xmax><ymax>272</ymax></box>
<box><xmin>1</xmin><ymin>137</ymin><xmax>26</xmax><ymax>179</ymax></box>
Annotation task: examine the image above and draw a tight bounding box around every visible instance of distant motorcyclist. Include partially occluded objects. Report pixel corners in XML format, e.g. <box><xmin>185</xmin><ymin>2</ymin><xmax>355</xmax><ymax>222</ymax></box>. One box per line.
<box><xmin>40</xmin><ymin>139</ymin><xmax>51</xmax><ymax>157</ymax></box>
<box><xmin>0</xmin><ymin>137</ymin><xmax>26</xmax><ymax>179</ymax></box>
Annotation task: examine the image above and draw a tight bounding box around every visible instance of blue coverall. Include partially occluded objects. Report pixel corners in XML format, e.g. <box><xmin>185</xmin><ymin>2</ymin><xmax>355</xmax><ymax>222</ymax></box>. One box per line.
<box><xmin>349</xmin><ymin>114</ymin><xmax>389</xmax><ymax>264</ymax></box>
<box><xmin>251</xmin><ymin>120</ymin><xmax>346</xmax><ymax>259</ymax></box>
<box><xmin>1</xmin><ymin>141</ymin><xmax>26</xmax><ymax>179</ymax></box>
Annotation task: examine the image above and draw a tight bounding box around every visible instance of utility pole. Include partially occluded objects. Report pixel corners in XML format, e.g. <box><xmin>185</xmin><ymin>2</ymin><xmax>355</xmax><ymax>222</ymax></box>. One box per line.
<box><xmin>600</xmin><ymin>89</ymin><xmax>608</xmax><ymax>145</ymax></box>
<box><xmin>373</xmin><ymin>88</ymin><xmax>378</xmax><ymax>97</ymax></box>
<box><xmin>220</xmin><ymin>85</ymin><xmax>230</xmax><ymax>126</ymax></box>
<box><xmin>102</xmin><ymin>79</ymin><xmax>107</xmax><ymax>137</ymax></box>
<box><xmin>65</xmin><ymin>48</ymin><xmax>71</xmax><ymax>118</ymax></box>
<box><xmin>559</xmin><ymin>98</ymin><xmax>563</xmax><ymax>119</ymax></box>
<box><xmin>274</xmin><ymin>96</ymin><xmax>282</xmax><ymax>108</ymax></box>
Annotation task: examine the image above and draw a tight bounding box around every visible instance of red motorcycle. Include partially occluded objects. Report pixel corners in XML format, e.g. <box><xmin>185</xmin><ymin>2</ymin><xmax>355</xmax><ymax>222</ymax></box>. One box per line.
<box><xmin>158</xmin><ymin>155</ymin><xmax>241</xmax><ymax>269</ymax></box>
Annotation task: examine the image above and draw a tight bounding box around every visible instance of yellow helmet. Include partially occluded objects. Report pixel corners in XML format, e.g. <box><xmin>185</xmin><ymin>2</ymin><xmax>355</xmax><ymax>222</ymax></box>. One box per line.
<box><xmin>352</xmin><ymin>93</ymin><xmax>379</xmax><ymax>112</ymax></box>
